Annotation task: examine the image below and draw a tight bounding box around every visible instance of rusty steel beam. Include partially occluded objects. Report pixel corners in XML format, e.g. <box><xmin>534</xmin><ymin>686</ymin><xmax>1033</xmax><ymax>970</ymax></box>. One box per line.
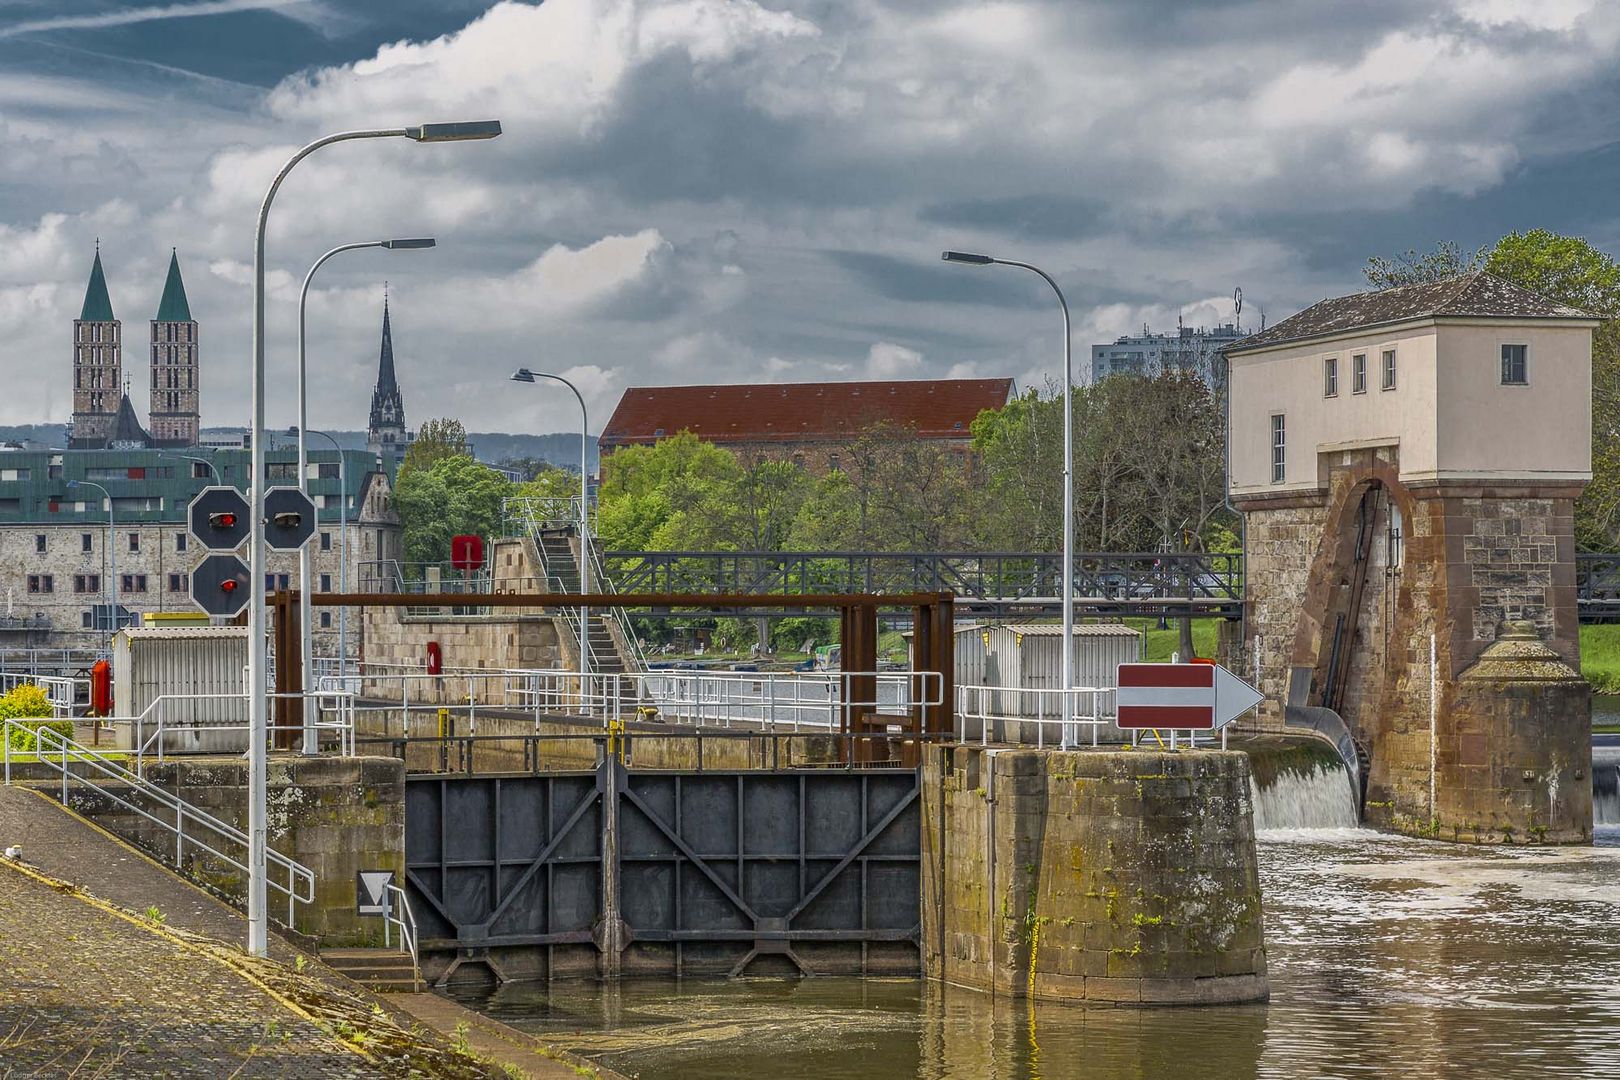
<box><xmin>310</xmin><ymin>591</ymin><xmax>953</xmax><ymax>609</ymax></box>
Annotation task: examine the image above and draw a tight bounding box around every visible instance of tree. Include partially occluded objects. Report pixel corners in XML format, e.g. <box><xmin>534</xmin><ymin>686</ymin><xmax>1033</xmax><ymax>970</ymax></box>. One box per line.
<box><xmin>1485</xmin><ymin>229</ymin><xmax>1620</xmax><ymax>316</ymax></box>
<box><xmin>401</xmin><ymin>417</ymin><xmax>469</xmax><ymax>474</ymax></box>
<box><xmin>391</xmin><ymin>454</ymin><xmax>511</xmax><ymax>565</ymax></box>
<box><xmin>1364</xmin><ymin>241</ymin><xmax>1486</xmax><ymax>289</ymax></box>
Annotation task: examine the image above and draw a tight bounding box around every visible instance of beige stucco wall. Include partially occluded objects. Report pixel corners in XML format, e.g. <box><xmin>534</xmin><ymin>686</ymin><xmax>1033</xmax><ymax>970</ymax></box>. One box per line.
<box><xmin>1230</xmin><ymin>324</ymin><xmax>1438</xmax><ymax>495</ymax></box>
<box><xmin>1433</xmin><ymin>322</ymin><xmax>1591</xmax><ymax>482</ymax></box>
<box><xmin>1230</xmin><ymin>318</ymin><xmax>1593</xmax><ymax>496</ymax></box>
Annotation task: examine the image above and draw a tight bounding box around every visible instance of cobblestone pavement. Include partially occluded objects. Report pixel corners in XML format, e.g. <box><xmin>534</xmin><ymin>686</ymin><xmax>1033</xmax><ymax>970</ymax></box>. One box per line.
<box><xmin>0</xmin><ymin>786</ymin><xmax>503</xmax><ymax>1079</ymax></box>
<box><xmin>0</xmin><ymin>784</ymin><xmax>303</xmax><ymax>964</ymax></box>
<box><xmin>0</xmin><ymin>860</ymin><xmax>374</xmax><ymax>1078</ymax></box>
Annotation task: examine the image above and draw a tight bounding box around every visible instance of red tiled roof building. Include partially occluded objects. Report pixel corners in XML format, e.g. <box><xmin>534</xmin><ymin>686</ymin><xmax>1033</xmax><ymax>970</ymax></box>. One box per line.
<box><xmin>599</xmin><ymin>378</ymin><xmax>1016</xmax><ymax>468</ymax></box>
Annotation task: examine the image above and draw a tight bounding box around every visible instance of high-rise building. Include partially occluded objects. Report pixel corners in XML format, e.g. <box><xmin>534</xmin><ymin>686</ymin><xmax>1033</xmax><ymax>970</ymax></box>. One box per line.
<box><xmin>366</xmin><ymin>295</ymin><xmax>412</xmax><ymax>468</ymax></box>
<box><xmin>70</xmin><ymin>247</ymin><xmax>121</xmax><ymax>448</ymax></box>
<box><xmin>148</xmin><ymin>250</ymin><xmax>200</xmax><ymax>447</ymax></box>
<box><xmin>1088</xmin><ymin>322</ymin><xmax>1249</xmax><ymax>387</ymax></box>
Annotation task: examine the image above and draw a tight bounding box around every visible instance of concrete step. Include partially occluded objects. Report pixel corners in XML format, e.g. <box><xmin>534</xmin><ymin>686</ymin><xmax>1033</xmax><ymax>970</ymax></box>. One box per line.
<box><xmin>321</xmin><ymin>948</ymin><xmax>422</xmax><ymax>993</ymax></box>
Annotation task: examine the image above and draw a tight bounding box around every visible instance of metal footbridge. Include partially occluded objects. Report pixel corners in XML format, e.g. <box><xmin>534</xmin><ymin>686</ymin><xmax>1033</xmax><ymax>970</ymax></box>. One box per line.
<box><xmin>601</xmin><ymin>550</ymin><xmax>1620</xmax><ymax>621</ymax></box>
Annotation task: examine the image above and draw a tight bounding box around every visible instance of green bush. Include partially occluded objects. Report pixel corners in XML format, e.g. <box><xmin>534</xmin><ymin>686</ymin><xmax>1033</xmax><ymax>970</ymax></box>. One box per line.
<box><xmin>0</xmin><ymin>684</ymin><xmax>72</xmax><ymax>751</ymax></box>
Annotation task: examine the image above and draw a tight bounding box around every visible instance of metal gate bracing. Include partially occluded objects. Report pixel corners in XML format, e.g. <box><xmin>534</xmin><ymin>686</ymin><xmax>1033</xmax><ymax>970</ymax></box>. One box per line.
<box><xmin>404</xmin><ymin>762</ymin><xmax>921</xmax><ymax>978</ymax></box>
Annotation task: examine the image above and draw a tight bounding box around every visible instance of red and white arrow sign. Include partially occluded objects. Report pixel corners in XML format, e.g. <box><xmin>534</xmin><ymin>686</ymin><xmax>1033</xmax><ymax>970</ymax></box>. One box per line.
<box><xmin>1115</xmin><ymin>663</ymin><xmax>1264</xmax><ymax>731</ymax></box>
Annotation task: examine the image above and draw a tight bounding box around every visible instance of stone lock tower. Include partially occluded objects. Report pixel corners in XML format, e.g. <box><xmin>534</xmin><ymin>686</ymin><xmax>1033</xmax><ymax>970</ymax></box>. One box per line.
<box><xmin>1225</xmin><ymin>273</ymin><xmax>1598</xmax><ymax>843</ymax></box>
<box><xmin>70</xmin><ymin>246</ymin><xmax>121</xmax><ymax>448</ymax></box>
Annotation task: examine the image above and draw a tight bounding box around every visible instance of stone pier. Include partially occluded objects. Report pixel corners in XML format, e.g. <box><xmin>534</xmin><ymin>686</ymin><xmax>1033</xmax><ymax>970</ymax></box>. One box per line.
<box><xmin>921</xmin><ymin>746</ymin><xmax>1268</xmax><ymax>1005</ymax></box>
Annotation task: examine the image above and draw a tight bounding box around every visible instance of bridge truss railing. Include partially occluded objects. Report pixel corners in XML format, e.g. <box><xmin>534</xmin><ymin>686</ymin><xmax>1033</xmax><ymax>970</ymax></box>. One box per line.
<box><xmin>599</xmin><ymin>550</ymin><xmax>1245</xmax><ymax>614</ymax></box>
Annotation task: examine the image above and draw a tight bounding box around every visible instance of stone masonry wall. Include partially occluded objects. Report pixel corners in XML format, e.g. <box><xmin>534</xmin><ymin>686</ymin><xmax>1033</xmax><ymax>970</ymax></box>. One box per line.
<box><xmin>921</xmin><ymin>746</ymin><xmax>1267</xmax><ymax>1005</ymax></box>
<box><xmin>1232</xmin><ymin>498</ymin><xmax>1327</xmax><ymax>731</ymax></box>
<box><xmin>64</xmin><ymin>755</ymin><xmax>405</xmax><ymax>945</ymax></box>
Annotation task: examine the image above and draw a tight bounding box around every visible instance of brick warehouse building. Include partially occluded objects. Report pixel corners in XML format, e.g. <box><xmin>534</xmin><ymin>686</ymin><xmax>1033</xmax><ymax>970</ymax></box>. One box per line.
<box><xmin>599</xmin><ymin>378</ymin><xmax>1016</xmax><ymax>471</ymax></box>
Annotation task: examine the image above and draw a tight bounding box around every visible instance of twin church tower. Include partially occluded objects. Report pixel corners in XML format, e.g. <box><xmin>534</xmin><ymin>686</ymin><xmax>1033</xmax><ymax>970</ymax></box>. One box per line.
<box><xmin>68</xmin><ymin>246</ymin><xmax>409</xmax><ymax>459</ymax></box>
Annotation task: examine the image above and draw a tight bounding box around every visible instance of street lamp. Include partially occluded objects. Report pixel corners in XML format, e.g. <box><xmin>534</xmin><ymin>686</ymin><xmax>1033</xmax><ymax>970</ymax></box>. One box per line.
<box><xmin>941</xmin><ymin>249</ymin><xmax>1075</xmax><ymax>746</ymax></box>
<box><xmin>160</xmin><ymin>452</ymin><xmax>217</xmax><ymax>482</ymax></box>
<box><xmin>295</xmin><ymin>238</ymin><xmax>435</xmax><ymax>754</ymax></box>
<box><xmin>289</xmin><ymin>426</ymin><xmax>350</xmax><ymax>699</ymax></box>
<box><xmin>244</xmin><ymin>118</ymin><xmax>499</xmax><ymax>957</ymax></box>
<box><xmin>66</xmin><ymin>480</ymin><xmax>117</xmax><ymax>648</ymax></box>
<box><xmin>510</xmin><ymin>369</ymin><xmax>593</xmax><ymax>700</ymax></box>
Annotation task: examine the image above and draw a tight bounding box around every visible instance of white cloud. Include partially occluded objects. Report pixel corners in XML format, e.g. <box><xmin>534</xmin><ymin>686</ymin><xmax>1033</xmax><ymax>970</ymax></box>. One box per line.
<box><xmin>864</xmin><ymin>341</ymin><xmax>923</xmax><ymax>379</ymax></box>
<box><xmin>4</xmin><ymin>0</ymin><xmax>1620</xmax><ymax>435</ymax></box>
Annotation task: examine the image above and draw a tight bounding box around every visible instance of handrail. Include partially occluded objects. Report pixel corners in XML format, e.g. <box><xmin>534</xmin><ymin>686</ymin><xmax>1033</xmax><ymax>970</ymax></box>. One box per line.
<box><xmin>1</xmin><ymin>718</ymin><xmax>315</xmax><ymax>925</ymax></box>
<box><xmin>384</xmin><ymin>881</ymin><xmax>419</xmax><ymax>978</ymax></box>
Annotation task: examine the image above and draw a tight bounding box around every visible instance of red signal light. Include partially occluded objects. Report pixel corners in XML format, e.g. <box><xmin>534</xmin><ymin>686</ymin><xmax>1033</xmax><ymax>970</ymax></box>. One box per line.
<box><xmin>220</xmin><ymin>579</ymin><xmax>238</xmax><ymax>593</ymax></box>
<box><xmin>211</xmin><ymin>511</ymin><xmax>238</xmax><ymax>529</ymax></box>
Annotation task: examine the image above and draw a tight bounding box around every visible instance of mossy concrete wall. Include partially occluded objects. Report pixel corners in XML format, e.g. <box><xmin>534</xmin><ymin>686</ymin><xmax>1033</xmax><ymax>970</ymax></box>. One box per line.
<box><xmin>64</xmin><ymin>755</ymin><xmax>404</xmax><ymax>945</ymax></box>
<box><xmin>921</xmin><ymin>746</ymin><xmax>1267</xmax><ymax>1005</ymax></box>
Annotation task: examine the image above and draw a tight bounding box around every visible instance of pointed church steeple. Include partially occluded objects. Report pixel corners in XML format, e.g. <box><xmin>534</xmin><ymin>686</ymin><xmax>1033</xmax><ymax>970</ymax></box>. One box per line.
<box><xmin>71</xmin><ymin>243</ymin><xmax>123</xmax><ymax>448</ymax></box>
<box><xmin>155</xmin><ymin>249</ymin><xmax>191</xmax><ymax>322</ymax></box>
<box><xmin>367</xmin><ymin>290</ymin><xmax>410</xmax><ymax>468</ymax></box>
<box><xmin>150</xmin><ymin>247</ymin><xmax>201</xmax><ymax>447</ymax></box>
<box><xmin>80</xmin><ymin>245</ymin><xmax>115</xmax><ymax>322</ymax></box>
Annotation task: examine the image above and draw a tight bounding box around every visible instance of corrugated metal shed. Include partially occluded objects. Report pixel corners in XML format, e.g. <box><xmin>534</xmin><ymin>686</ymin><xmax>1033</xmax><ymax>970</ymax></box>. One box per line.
<box><xmin>112</xmin><ymin>626</ymin><xmax>248</xmax><ymax>753</ymax></box>
<box><xmin>983</xmin><ymin>623</ymin><xmax>1141</xmax><ymax>719</ymax></box>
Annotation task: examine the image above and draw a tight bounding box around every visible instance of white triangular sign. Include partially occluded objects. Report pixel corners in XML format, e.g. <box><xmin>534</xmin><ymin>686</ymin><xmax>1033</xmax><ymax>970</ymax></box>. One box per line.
<box><xmin>1212</xmin><ymin>664</ymin><xmax>1264</xmax><ymax>729</ymax></box>
<box><xmin>357</xmin><ymin>870</ymin><xmax>393</xmax><ymax>914</ymax></box>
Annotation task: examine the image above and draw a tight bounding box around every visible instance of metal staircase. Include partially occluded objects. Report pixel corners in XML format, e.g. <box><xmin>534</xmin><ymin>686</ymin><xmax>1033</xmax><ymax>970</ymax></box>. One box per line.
<box><xmin>507</xmin><ymin>497</ymin><xmax>645</xmax><ymax>675</ymax></box>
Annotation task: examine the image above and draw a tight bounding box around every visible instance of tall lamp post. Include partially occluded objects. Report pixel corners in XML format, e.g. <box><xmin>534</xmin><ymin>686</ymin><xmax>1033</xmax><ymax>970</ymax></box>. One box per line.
<box><xmin>941</xmin><ymin>250</ymin><xmax>1075</xmax><ymax>745</ymax></box>
<box><xmin>510</xmin><ymin>369</ymin><xmax>593</xmax><ymax>700</ymax></box>
<box><xmin>67</xmin><ymin>480</ymin><xmax>117</xmax><ymax>648</ymax></box>
<box><xmin>289</xmin><ymin>426</ymin><xmax>351</xmax><ymax>696</ymax></box>
<box><xmin>295</xmin><ymin>237</ymin><xmax>435</xmax><ymax>754</ymax></box>
<box><xmin>245</xmin><ymin>119</ymin><xmax>500</xmax><ymax>957</ymax></box>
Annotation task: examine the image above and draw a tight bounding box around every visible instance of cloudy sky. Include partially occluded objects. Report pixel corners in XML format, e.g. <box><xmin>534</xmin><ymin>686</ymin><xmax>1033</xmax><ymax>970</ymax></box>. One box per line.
<box><xmin>2</xmin><ymin>0</ymin><xmax>1619</xmax><ymax>436</ymax></box>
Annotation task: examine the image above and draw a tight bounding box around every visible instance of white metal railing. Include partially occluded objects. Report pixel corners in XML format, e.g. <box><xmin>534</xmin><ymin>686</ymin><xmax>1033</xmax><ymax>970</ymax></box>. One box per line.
<box><xmin>0</xmin><ymin>672</ymin><xmax>80</xmax><ymax>717</ymax></box>
<box><xmin>956</xmin><ymin>684</ymin><xmax>1116</xmax><ymax>749</ymax></box>
<box><xmin>81</xmin><ymin>690</ymin><xmax>356</xmax><ymax>774</ymax></box>
<box><xmin>339</xmin><ymin>663</ymin><xmax>945</xmax><ymax>735</ymax></box>
<box><xmin>383</xmin><ymin>881</ymin><xmax>419</xmax><ymax>978</ymax></box>
<box><xmin>1</xmin><ymin>718</ymin><xmax>315</xmax><ymax>925</ymax></box>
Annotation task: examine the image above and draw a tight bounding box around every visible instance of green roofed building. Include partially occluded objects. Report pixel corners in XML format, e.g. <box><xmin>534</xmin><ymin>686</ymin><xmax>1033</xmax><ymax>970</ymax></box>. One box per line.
<box><xmin>0</xmin><ymin>446</ymin><xmax>399</xmax><ymax>650</ymax></box>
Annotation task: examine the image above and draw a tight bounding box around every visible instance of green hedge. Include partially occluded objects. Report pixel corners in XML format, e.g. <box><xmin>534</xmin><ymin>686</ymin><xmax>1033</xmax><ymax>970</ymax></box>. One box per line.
<box><xmin>1</xmin><ymin>684</ymin><xmax>73</xmax><ymax>751</ymax></box>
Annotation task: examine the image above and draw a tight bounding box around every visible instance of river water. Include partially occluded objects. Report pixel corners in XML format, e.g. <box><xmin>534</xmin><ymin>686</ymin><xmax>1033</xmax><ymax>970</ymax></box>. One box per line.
<box><xmin>453</xmin><ymin>812</ymin><xmax>1620</xmax><ymax>1077</ymax></box>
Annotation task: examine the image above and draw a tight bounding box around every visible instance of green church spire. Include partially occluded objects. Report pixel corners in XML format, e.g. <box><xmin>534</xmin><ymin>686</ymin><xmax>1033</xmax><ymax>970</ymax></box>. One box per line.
<box><xmin>80</xmin><ymin>245</ymin><xmax>114</xmax><ymax>322</ymax></box>
<box><xmin>155</xmin><ymin>248</ymin><xmax>192</xmax><ymax>322</ymax></box>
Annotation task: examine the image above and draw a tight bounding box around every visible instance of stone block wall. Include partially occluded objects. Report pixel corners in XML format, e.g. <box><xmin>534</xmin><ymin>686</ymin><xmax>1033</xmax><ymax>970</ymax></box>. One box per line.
<box><xmin>64</xmin><ymin>755</ymin><xmax>405</xmax><ymax>945</ymax></box>
<box><xmin>921</xmin><ymin>746</ymin><xmax>1267</xmax><ymax>1005</ymax></box>
<box><xmin>1237</xmin><ymin>443</ymin><xmax>1591</xmax><ymax>842</ymax></box>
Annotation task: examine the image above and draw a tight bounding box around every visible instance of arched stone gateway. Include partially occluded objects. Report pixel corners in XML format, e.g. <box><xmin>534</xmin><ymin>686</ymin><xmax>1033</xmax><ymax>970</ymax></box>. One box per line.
<box><xmin>1223</xmin><ymin>273</ymin><xmax>1598</xmax><ymax>843</ymax></box>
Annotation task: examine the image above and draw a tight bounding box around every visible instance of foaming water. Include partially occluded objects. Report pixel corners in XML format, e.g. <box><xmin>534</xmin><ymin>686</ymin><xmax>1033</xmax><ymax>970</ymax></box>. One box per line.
<box><xmin>1250</xmin><ymin>761</ymin><xmax>1359</xmax><ymax>831</ymax></box>
<box><xmin>1595</xmin><ymin>750</ymin><xmax>1619</xmax><ymax>826</ymax></box>
<box><xmin>450</xmin><ymin>829</ymin><xmax>1620</xmax><ymax>1078</ymax></box>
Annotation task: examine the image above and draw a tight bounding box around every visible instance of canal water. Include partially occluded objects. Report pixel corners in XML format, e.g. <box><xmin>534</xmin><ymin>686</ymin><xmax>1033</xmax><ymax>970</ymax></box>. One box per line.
<box><xmin>451</xmin><ymin>778</ymin><xmax>1620</xmax><ymax>1078</ymax></box>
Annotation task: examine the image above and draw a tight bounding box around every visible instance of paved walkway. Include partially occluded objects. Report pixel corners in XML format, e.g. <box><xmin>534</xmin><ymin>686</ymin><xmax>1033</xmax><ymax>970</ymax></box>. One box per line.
<box><xmin>0</xmin><ymin>859</ymin><xmax>375</xmax><ymax>1077</ymax></box>
<box><xmin>0</xmin><ymin>784</ymin><xmax>615</xmax><ymax>1079</ymax></box>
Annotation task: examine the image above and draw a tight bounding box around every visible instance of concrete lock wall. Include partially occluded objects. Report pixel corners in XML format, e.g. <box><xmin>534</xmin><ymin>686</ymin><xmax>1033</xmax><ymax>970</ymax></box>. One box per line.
<box><xmin>63</xmin><ymin>755</ymin><xmax>405</xmax><ymax>945</ymax></box>
<box><xmin>921</xmin><ymin>746</ymin><xmax>1268</xmax><ymax>1006</ymax></box>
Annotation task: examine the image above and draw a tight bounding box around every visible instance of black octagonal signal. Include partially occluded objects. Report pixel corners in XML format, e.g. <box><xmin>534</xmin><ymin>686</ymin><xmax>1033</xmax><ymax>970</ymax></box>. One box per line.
<box><xmin>188</xmin><ymin>486</ymin><xmax>251</xmax><ymax>552</ymax></box>
<box><xmin>190</xmin><ymin>553</ymin><xmax>251</xmax><ymax>618</ymax></box>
